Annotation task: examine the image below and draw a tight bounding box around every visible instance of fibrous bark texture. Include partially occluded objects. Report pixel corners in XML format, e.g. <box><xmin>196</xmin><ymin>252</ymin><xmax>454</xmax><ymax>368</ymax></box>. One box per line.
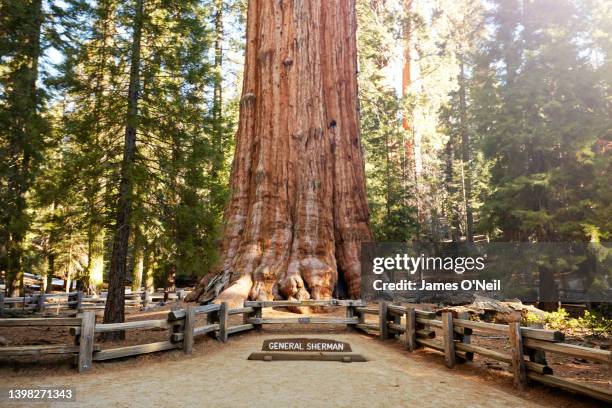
<box><xmin>188</xmin><ymin>0</ymin><xmax>371</xmax><ymax>306</ymax></box>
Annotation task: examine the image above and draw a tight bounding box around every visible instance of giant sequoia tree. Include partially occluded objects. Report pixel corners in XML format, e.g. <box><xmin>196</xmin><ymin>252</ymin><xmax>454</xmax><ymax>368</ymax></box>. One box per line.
<box><xmin>188</xmin><ymin>0</ymin><xmax>372</xmax><ymax>305</ymax></box>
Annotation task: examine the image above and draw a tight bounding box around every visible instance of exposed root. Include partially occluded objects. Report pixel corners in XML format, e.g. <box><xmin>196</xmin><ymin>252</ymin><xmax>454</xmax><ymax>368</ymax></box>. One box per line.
<box><xmin>215</xmin><ymin>275</ymin><xmax>252</xmax><ymax>308</ymax></box>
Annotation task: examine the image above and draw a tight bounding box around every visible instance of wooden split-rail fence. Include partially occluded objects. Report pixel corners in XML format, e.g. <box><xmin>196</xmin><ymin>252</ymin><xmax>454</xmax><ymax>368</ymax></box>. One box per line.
<box><xmin>0</xmin><ymin>299</ymin><xmax>609</xmax><ymax>403</ymax></box>
<box><xmin>0</xmin><ymin>289</ymin><xmax>189</xmax><ymax>316</ymax></box>
<box><xmin>358</xmin><ymin>302</ymin><xmax>611</xmax><ymax>403</ymax></box>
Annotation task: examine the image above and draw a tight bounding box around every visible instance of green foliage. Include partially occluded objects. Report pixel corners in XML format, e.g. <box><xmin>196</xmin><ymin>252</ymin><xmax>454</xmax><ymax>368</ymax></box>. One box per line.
<box><xmin>578</xmin><ymin>310</ymin><xmax>612</xmax><ymax>337</ymax></box>
<box><xmin>1</xmin><ymin>0</ymin><xmax>611</xmax><ymax>295</ymax></box>
<box><xmin>1</xmin><ymin>0</ymin><xmax>241</xmax><ymax>293</ymax></box>
<box><xmin>523</xmin><ymin>308</ymin><xmax>611</xmax><ymax>338</ymax></box>
<box><xmin>544</xmin><ymin>309</ymin><xmax>580</xmax><ymax>332</ymax></box>
<box><xmin>357</xmin><ymin>0</ymin><xmax>418</xmax><ymax>241</ymax></box>
<box><xmin>474</xmin><ymin>0</ymin><xmax>612</xmax><ymax>242</ymax></box>
<box><xmin>0</xmin><ymin>0</ymin><xmax>48</xmax><ymax>293</ymax></box>
<box><xmin>522</xmin><ymin>311</ymin><xmax>544</xmax><ymax>326</ymax></box>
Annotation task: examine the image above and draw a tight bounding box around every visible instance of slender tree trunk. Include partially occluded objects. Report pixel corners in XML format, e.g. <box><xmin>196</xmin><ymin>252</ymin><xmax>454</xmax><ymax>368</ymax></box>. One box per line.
<box><xmin>45</xmin><ymin>202</ymin><xmax>57</xmax><ymax>293</ymax></box>
<box><xmin>65</xmin><ymin>234</ymin><xmax>73</xmax><ymax>293</ymax></box>
<box><xmin>143</xmin><ymin>243</ymin><xmax>154</xmax><ymax>294</ymax></box>
<box><xmin>84</xmin><ymin>0</ymin><xmax>115</xmax><ymax>295</ymax></box>
<box><xmin>131</xmin><ymin>228</ymin><xmax>143</xmax><ymax>292</ymax></box>
<box><xmin>164</xmin><ymin>265</ymin><xmax>176</xmax><ymax>301</ymax></box>
<box><xmin>444</xmin><ymin>137</ymin><xmax>461</xmax><ymax>241</ymax></box>
<box><xmin>458</xmin><ymin>56</ymin><xmax>474</xmax><ymax>242</ymax></box>
<box><xmin>400</xmin><ymin>0</ymin><xmax>423</xmax><ymax>239</ymax></box>
<box><xmin>538</xmin><ymin>265</ymin><xmax>559</xmax><ymax>312</ymax></box>
<box><xmin>211</xmin><ymin>0</ymin><xmax>224</xmax><ymax>177</ymax></box>
<box><xmin>384</xmin><ymin>128</ymin><xmax>391</xmax><ymax>217</ymax></box>
<box><xmin>401</xmin><ymin>0</ymin><xmax>412</xmax><ymax>132</ymax></box>
<box><xmin>87</xmin><ymin>228</ymin><xmax>105</xmax><ymax>294</ymax></box>
<box><xmin>188</xmin><ymin>0</ymin><xmax>371</xmax><ymax>306</ymax></box>
<box><xmin>209</xmin><ymin>0</ymin><xmax>228</xmax><ymax>220</ymax></box>
<box><xmin>3</xmin><ymin>0</ymin><xmax>44</xmax><ymax>296</ymax></box>
<box><xmin>104</xmin><ymin>0</ymin><xmax>144</xmax><ymax>335</ymax></box>
<box><xmin>46</xmin><ymin>251</ymin><xmax>54</xmax><ymax>293</ymax></box>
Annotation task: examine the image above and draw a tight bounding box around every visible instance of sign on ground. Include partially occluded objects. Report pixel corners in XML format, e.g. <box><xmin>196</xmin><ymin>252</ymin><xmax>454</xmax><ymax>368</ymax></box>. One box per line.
<box><xmin>262</xmin><ymin>338</ymin><xmax>352</xmax><ymax>352</ymax></box>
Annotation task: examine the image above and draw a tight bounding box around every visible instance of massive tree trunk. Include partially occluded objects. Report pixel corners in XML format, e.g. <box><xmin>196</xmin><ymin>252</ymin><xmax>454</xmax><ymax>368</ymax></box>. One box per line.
<box><xmin>188</xmin><ymin>0</ymin><xmax>371</xmax><ymax>306</ymax></box>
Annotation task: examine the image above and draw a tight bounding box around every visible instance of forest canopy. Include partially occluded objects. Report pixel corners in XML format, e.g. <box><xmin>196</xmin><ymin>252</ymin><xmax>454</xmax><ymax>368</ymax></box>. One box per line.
<box><xmin>1</xmin><ymin>0</ymin><xmax>610</xmax><ymax>298</ymax></box>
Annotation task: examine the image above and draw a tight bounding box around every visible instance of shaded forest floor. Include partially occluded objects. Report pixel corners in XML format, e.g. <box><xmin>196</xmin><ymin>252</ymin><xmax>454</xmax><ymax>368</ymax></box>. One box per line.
<box><xmin>0</xmin><ymin>305</ymin><xmax>609</xmax><ymax>407</ymax></box>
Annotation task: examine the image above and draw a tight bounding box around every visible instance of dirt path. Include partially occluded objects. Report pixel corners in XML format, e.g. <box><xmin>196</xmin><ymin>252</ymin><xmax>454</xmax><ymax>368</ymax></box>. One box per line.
<box><xmin>1</xmin><ymin>331</ymin><xmax>560</xmax><ymax>408</ymax></box>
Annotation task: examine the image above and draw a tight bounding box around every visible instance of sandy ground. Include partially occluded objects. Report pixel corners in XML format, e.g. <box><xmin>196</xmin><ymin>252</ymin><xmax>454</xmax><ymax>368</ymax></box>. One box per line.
<box><xmin>0</xmin><ymin>329</ymin><xmax>601</xmax><ymax>408</ymax></box>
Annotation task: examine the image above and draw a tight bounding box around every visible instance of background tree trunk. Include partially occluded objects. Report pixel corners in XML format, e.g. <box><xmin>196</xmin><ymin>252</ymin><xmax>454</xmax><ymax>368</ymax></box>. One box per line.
<box><xmin>458</xmin><ymin>56</ymin><xmax>474</xmax><ymax>242</ymax></box>
<box><xmin>131</xmin><ymin>227</ymin><xmax>143</xmax><ymax>292</ymax></box>
<box><xmin>188</xmin><ymin>0</ymin><xmax>371</xmax><ymax>306</ymax></box>
<box><xmin>211</xmin><ymin>0</ymin><xmax>224</xmax><ymax>178</ymax></box>
<box><xmin>103</xmin><ymin>0</ymin><xmax>144</xmax><ymax>336</ymax></box>
<box><xmin>2</xmin><ymin>0</ymin><xmax>44</xmax><ymax>296</ymax></box>
<box><xmin>143</xmin><ymin>242</ymin><xmax>154</xmax><ymax>294</ymax></box>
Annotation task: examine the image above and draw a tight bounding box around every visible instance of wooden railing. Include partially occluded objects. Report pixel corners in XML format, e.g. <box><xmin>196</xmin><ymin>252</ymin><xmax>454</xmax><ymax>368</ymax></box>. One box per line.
<box><xmin>0</xmin><ymin>301</ymin><xmax>256</xmax><ymax>372</ymax></box>
<box><xmin>0</xmin><ymin>289</ymin><xmax>190</xmax><ymax>316</ymax></box>
<box><xmin>0</xmin><ymin>299</ymin><xmax>609</xmax><ymax>403</ymax></box>
<box><xmin>0</xmin><ymin>316</ymin><xmax>100</xmax><ymax>372</ymax></box>
<box><xmin>244</xmin><ymin>299</ymin><xmax>366</xmax><ymax>329</ymax></box>
<box><xmin>366</xmin><ymin>302</ymin><xmax>611</xmax><ymax>403</ymax></box>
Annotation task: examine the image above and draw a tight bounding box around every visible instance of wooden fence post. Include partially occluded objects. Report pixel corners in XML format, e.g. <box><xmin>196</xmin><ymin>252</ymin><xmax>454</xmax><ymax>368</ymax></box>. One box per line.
<box><xmin>357</xmin><ymin>306</ymin><xmax>365</xmax><ymax>325</ymax></box>
<box><xmin>183</xmin><ymin>307</ymin><xmax>195</xmax><ymax>354</ymax></box>
<box><xmin>391</xmin><ymin>302</ymin><xmax>401</xmax><ymax>338</ymax></box>
<box><xmin>37</xmin><ymin>293</ymin><xmax>45</xmax><ymax>313</ymax></box>
<box><xmin>456</xmin><ymin>312</ymin><xmax>473</xmax><ymax>362</ymax></box>
<box><xmin>442</xmin><ymin>312</ymin><xmax>456</xmax><ymax>368</ymax></box>
<box><xmin>379</xmin><ymin>301</ymin><xmax>389</xmax><ymax>340</ymax></box>
<box><xmin>218</xmin><ymin>302</ymin><xmax>228</xmax><ymax>342</ymax></box>
<box><xmin>525</xmin><ymin>323</ymin><xmax>547</xmax><ymax>365</ymax></box>
<box><xmin>509</xmin><ymin>321</ymin><xmax>527</xmax><ymax>389</ymax></box>
<box><xmin>346</xmin><ymin>305</ymin><xmax>355</xmax><ymax>330</ymax></box>
<box><xmin>206</xmin><ymin>308</ymin><xmax>218</xmax><ymax>338</ymax></box>
<box><xmin>75</xmin><ymin>290</ymin><xmax>83</xmax><ymax>311</ymax></box>
<box><xmin>252</xmin><ymin>304</ymin><xmax>263</xmax><ymax>331</ymax></box>
<box><xmin>0</xmin><ymin>291</ymin><xmax>4</xmax><ymax>315</ymax></box>
<box><xmin>78</xmin><ymin>311</ymin><xmax>96</xmax><ymax>372</ymax></box>
<box><xmin>405</xmin><ymin>307</ymin><xmax>416</xmax><ymax>352</ymax></box>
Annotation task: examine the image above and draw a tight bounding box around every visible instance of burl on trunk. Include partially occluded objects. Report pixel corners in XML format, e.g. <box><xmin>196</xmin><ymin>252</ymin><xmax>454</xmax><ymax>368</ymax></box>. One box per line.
<box><xmin>188</xmin><ymin>0</ymin><xmax>371</xmax><ymax>306</ymax></box>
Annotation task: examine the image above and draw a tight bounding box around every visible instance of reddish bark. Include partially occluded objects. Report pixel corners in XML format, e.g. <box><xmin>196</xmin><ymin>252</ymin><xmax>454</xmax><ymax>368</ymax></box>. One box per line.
<box><xmin>188</xmin><ymin>0</ymin><xmax>371</xmax><ymax>306</ymax></box>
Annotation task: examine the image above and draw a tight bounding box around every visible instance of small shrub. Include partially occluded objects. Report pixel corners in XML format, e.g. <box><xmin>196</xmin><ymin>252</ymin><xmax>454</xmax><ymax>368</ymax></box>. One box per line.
<box><xmin>524</xmin><ymin>308</ymin><xmax>610</xmax><ymax>338</ymax></box>
<box><xmin>542</xmin><ymin>308</ymin><xmax>580</xmax><ymax>332</ymax></box>
<box><xmin>522</xmin><ymin>311</ymin><xmax>544</xmax><ymax>326</ymax></box>
<box><xmin>578</xmin><ymin>310</ymin><xmax>612</xmax><ymax>338</ymax></box>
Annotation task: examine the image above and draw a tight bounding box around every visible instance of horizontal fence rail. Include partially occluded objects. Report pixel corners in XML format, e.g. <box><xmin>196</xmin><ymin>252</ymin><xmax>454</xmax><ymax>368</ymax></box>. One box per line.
<box><xmin>0</xmin><ymin>299</ymin><xmax>609</xmax><ymax>402</ymax></box>
<box><xmin>0</xmin><ymin>289</ymin><xmax>191</xmax><ymax>316</ymax></box>
<box><xmin>365</xmin><ymin>302</ymin><xmax>611</xmax><ymax>403</ymax></box>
